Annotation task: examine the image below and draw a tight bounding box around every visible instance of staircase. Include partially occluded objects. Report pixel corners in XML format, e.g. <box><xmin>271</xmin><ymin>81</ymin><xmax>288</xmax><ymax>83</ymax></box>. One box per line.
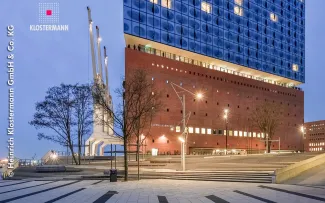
<box><xmin>127</xmin><ymin>171</ymin><xmax>274</xmax><ymax>183</ymax></box>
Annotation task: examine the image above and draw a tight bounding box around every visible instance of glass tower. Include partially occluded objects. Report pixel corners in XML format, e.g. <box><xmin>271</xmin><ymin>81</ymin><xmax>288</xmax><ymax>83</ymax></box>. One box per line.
<box><xmin>124</xmin><ymin>0</ymin><xmax>305</xmax><ymax>83</ymax></box>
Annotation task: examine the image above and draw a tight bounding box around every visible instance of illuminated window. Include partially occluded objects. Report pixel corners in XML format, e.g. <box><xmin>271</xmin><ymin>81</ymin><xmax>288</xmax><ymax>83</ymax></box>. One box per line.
<box><xmin>162</xmin><ymin>0</ymin><xmax>172</xmax><ymax>9</ymax></box>
<box><xmin>293</xmin><ymin>64</ymin><xmax>299</xmax><ymax>72</ymax></box>
<box><xmin>244</xmin><ymin>132</ymin><xmax>247</xmax><ymax>137</ymax></box>
<box><xmin>234</xmin><ymin>6</ymin><xmax>243</xmax><ymax>16</ymax></box>
<box><xmin>229</xmin><ymin>130</ymin><xmax>233</xmax><ymax>136</ymax></box>
<box><xmin>270</xmin><ymin>13</ymin><xmax>278</xmax><ymax>22</ymax></box>
<box><xmin>150</xmin><ymin>0</ymin><xmax>158</xmax><ymax>4</ymax></box>
<box><xmin>234</xmin><ymin>0</ymin><xmax>243</xmax><ymax>6</ymax></box>
<box><xmin>207</xmin><ymin>129</ymin><xmax>212</xmax><ymax>134</ymax></box>
<box><xmin>176</xmin><ymin>126</ymin><xmax>181</xmax><ymax>132</ymax></box>
<box><xmin>248</xmin><ymin>132</ymin><xmax>252</xmax><ymax>137</ymax></box>
<box><xmin>189</xmin><ymin>127</ymin><xmax>194</xmax><ymax>134</ymax></box>
<box><xmin>261</xmin><ymin>133</ymin><xmax>265</xmax><ymax>138</ymax></box>
<box><xmin>257</xmin><ymin>133</ymin><xmax>261</xmax><ymax>138</ymax></box>
<box><xmin>239</xmin><ymin>131</ymin><xmax>243</xmax><ymax>137</ymax></box>
<box><xmin>234</xmin><ymin>131</ymin><xmax>238</xmax><ymax>136</ymax></box>
<box><xmin>224</xmin><ymin>130</ymin><xmax>227</xmax><ymax>136</ymax></box>
<box><xmin>253</xmin><ymin>132</ymin><xmax>256</xmax><ymax>137</ymax></box>
<box><xmin>201</xmin><ymin>128</ymin><xmax>206</xmax><ymax>134</ymax></box>
<box><xmin>201</xmin><ymin>1</ymin><xmax>212</xmax><ymax>14</ymax></box>
<box><xmin>195</xmin><ymin>128</ymin><xmax>200</xmax><ymax>134</ymax></box>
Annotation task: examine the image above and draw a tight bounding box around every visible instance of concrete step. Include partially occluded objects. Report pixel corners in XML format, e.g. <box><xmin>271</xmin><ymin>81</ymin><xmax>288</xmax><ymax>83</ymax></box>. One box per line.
<box><xmin>127</xmin><ymin>175</ymin><xmax>272</xmax><ymax>183</ymax></box>
<box><xmin>126</xmin><ymin>171</ymin><xmax>273</xmax><ymax>183</ymax></box>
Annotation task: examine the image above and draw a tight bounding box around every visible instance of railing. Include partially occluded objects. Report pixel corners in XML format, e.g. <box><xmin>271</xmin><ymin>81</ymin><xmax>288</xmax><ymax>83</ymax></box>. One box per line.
<box><xmin>18</xmin><ymin>159</ymin><xmax>44</xmax><ymax>167</ymax></box>
<box><xmin>127</xmin><ymin>44</ymin><xmax>302</xmax><ymax>91</ymax></box>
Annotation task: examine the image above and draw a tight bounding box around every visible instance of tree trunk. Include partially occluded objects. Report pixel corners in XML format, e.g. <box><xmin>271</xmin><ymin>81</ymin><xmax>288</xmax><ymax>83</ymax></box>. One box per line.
<box><xmin>123</xmin><ymin>136</ymin><xmax>128</xmax><ymax>181</ymax></box>
<box><xmin>137</xmin><ymin>136</ymin><xmax>140</xmax><ymax>181</ymax></box>
<box><xmin>69</xmin><ymin>144</ymin><xmax>78</xmax><ymax>165</ymax></box>
<box><xmin>78</xmin><ymin>137</ymin><xmax>81</xmax><ymax>165</ymax></box>
<box><xmin>268</xmin><ymin>140</ymin><xmax>272</xmax><ymax>153</ymax></box>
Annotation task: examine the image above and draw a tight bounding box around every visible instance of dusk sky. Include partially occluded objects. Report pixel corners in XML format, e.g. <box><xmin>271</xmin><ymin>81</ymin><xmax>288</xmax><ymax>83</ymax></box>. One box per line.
<box><xmin>0</xmin><ymin>0</ymin><xmax>324</xmax><ymax>159</ymax></box>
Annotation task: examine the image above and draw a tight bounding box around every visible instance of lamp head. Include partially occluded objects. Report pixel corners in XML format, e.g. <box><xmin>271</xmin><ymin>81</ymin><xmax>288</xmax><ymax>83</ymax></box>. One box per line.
<box><xmin>196</xmin><ymin>93</ymin><xmax>203</xmax><ymax>99</ymax></box>
<box><xmin>178</xmin><ymin>137</ymin><xmax>185</xmax><ymax>143</ymax></box>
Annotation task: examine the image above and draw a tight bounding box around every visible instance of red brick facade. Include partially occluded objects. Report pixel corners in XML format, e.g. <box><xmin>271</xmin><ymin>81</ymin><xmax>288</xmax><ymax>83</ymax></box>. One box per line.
<box><xmin>304</xmin><ymin>120</ymin><xmax>325</xmax><ymax>152</ymax></box>
<box><xmin>126</xmin><ymin>48</ymin><xmax>304</xmax><ymax>155</ymax></box>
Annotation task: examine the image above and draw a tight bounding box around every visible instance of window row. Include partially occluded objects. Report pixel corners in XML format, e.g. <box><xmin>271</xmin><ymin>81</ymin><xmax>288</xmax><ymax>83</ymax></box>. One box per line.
<box><xmin>124</xmin><ymin>8</ymin><xmax>305</xmax><ymax>35</ymax></box>
<box><xmin>146</xmin><ymin>56</ymin><xmax>302</xmax><ymax>94</ymax></box>
<box><xmin>172</xmin><ymin>126</ymin><xmax>267</xmax><ymax>138</ymax></box>
<box><xmin>309</xmin><ymin>148</ymin><xmax>324</xmax><ymax>152</ymax></box>
<box><xmin>309</xmin><ymin>142</ymin><xmax>325</xmax><ymax>147</ymax></box>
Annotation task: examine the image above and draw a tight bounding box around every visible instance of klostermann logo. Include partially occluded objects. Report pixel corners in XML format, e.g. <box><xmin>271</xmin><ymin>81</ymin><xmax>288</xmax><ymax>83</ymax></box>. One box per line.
<box><xmin>30</xmin><ymin>3</ymin><xmax>69</xmax><ymax>31</ymax></box>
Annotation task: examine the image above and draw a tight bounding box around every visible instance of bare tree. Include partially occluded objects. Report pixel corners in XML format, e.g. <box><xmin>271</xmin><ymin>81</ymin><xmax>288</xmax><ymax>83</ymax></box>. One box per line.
<box><xmin>92</xmin><ymin>69</ymin><xmax>163</xmax><ymax>181</ymax></box>
<box><xmin>30</xmin><ymin>84</ymin><xmax>93</xmax><ymax>165</ymax></box>
<box><xmin>72</xmin><ymin>84</ymin><xmax>93</xmax><ymax>165</ymax></box>
<box><xmin>251</xmin><ymin>101</ymin><xmax>282</xmax><ymax>153</ymax></box>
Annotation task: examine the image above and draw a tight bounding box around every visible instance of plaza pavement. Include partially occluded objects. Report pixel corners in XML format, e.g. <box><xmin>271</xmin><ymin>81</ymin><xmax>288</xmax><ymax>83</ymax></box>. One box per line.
<box><xmin>0</xmin><ymin>179</ymin><xmax>325</xmax><ymax>203</ymax></box>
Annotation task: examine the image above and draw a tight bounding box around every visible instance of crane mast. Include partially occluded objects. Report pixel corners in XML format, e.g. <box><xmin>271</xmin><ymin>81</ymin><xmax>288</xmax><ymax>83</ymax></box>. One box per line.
<box><xmin>104</xmin><ymin>46</ymin><xmax>109</xmax><ymax>93</ymax></box>
<box><xmin>96</xmin><ymin>25</ymin><xmax>103</xmax><ymax>83</ymax></box>
<box><xmin>87</xmin><ymin>7</ymin><xmax>97</xmax><ymax>82</ymax></box>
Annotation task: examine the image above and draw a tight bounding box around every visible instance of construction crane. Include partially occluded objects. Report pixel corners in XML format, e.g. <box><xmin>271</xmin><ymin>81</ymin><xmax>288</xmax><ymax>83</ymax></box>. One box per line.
<box><xmin>85</xmin><ymin>6</ymin><xmax>122</xmax><ymax>156</ymax></box>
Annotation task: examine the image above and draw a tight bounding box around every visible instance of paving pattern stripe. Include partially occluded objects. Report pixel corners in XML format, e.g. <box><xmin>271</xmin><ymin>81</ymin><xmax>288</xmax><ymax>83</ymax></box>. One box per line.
<box><xmin>93</xmin><ymin>191</ymin><xmax>118</xmax><ymax>203</ymax></box>
<box><xmin>0</xmin><ymin>181</ymin><xmax>56</xmax><ymax>194</ymax></box>
<box><xmin>0</xmin><ymin>181</ymin><xmax>30</xmax><ymax>188</ymax></box>
<box><xmin>259</xmin><ymin>185</ymin><xmax>325</xmax><ymax>202</ymax></box>
<box><xmin>0</xmin><ymin>180</ymin><xmax>80</xmax><ymax>203</ymax></box>
<box><xmin>205</xmin><ymin>195</ymin><xmax>229</xmax><ymax>203</ymax></box>
<box><xmin>234</xmin><ymin>190</ymin><xmax>276</xmax><ymax>203</ymax></box>
<box><xmin>44</xmin><ymin>188</ymin><xmax>85</xmax><ymax>203</ymax></box>
<box><xmin>158</xmin><ymin>196</ymin><xmax>169</xmax><ymax>203</ymax></box>
<box><xmin>298</xmin><ymin>185</ymin><xmax>325</xmax><ymax>189</ymax></box>
<box><xmin>91</xmin><ymin>180</ymin><xmax>104</xmax><ymax>185</ymax></box>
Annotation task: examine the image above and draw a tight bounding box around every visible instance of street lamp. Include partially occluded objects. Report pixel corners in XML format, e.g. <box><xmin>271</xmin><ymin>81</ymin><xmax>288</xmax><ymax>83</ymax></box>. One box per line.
<box><xmin>300</xmin><ymin>125</ymin><xmax>305</xmax><ymax>152</ymax></box>
<box><xmin>171</xmin><ymin>82</ymin><xmax>203</xmax><ymax>171</ymax></box>
<box><xmin>224</xmin><ymin>109</ymin><xmax>229</xmax><ymax>155</ymax></box>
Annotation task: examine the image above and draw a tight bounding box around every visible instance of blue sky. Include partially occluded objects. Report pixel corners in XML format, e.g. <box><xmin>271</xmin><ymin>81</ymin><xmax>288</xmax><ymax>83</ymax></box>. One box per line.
<box><xmin>0</xmin><ymin>0</ymin><xmax>324</xmax><ymax>159</ymax></box>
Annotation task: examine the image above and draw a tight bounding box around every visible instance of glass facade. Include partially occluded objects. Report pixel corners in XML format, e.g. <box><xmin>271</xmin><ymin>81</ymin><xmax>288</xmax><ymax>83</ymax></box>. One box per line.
<box><xmin>124</xmin><ymin>0</ymin><xmax>305</xmax><ymax>83</ymax></box>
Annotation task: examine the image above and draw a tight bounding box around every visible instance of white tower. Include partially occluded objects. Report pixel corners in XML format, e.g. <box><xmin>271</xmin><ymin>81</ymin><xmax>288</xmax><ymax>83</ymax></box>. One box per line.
<box><xmin>84</xmin><ymin>7</ymin><xmax>122</xmax><ymax>156</ymax></box>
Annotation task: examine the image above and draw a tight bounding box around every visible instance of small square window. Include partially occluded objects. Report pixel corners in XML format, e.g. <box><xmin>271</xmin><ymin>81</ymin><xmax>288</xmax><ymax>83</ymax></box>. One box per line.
<box><xmin>234</xmin><ymin>131</ymin><xmax>238</xmax><ymax>136</ymax></box>
<box><xmin>229</xmin><ymin>130</ymin><xmax>233</xmax><ymax>136</ymax></box>
<box><xmin>213</xmin><ymin>129</ymin><xmax>217</xmax><ymax>134</ymax></box>
<box><xmin>195</xmin><ymin>128</ymin><xmax>200</xmax><ymax>134</ymax></box>
<box><xmin>239</xmin><ymin>131</ymin><xmax>243</xmax><ymax>137</ymax></box>
<box><xmin>189</xmin><ymin>127</ymin><xmax>194</xmax><ymax>133</ymax></box>
<box><xmin>201</xmin><ymin>128</ymin><xmax>206</xmax><ymax>134</ymax></box>
<box><xmin>176</xmin><ymin>126</ymin><xmax>181</xmax><ymax>132</ymax></box>
<box><xmin>207</xmin><ymin>129</ymin><xmax>212</xmax><ymax>134</ymax></box>
<box><xmin>201</xmin><ymin>2</ymin><xmax>212</xmax><ymax>13</ymax></box>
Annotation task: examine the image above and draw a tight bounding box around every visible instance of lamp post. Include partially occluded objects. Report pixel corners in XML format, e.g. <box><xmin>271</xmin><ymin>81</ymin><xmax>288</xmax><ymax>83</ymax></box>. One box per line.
<box><xmin>224</xmin><ymin>109</ymin><xmax>229</xmax><ymax>155</ymax></box>
<box><xmin>171</xmin><ymin>82</ymin><xmax>203</xmax><ymax>171</ymax></box>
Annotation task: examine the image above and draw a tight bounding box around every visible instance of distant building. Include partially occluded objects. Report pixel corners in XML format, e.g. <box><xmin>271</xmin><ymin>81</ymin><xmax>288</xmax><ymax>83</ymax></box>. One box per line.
<box><xmin>124</xmin><ymin>0</ymin><xmax>305</xmax><ymax>155</ymax></box>
<box><xmin>304</xmin><ymin>120</ymin><xmax>325</xmax><ymax>152</ymax></box>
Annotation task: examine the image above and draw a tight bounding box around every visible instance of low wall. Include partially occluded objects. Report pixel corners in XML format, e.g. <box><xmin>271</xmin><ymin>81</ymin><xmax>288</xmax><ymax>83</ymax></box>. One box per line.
<box><xmin>275</xmin><ymin>153</ymin><xmax>325</xmax><ymax>183</ymax></box>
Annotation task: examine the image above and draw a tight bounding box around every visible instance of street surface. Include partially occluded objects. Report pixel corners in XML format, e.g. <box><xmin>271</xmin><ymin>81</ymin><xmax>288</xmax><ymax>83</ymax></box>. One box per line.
<box><xmin>0</xmin><ymin>179</ymin><xmax>325</xmax><ymax>203</ymax></box>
